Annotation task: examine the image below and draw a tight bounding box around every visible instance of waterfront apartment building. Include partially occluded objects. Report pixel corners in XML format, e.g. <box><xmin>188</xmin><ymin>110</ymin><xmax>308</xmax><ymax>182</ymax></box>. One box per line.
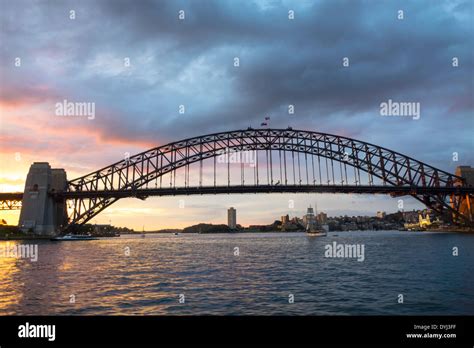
<box><xmin>228</xmin><ymin>207</ymin><xmax>237</xmax><ymax>229</ymax></box>
<box><xmin>281</xmin><ymin>214</ymin><xmax>290</xmax><ymax>224</ymax></box>
<box><xmin>317</xmin><ymin>212</ymin><xmax>327</xmax><ymax>224</ymax></box>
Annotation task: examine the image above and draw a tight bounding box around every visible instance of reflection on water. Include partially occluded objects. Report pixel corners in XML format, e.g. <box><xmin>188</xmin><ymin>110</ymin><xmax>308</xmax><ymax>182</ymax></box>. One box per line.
<box><xmin>0</xmin><ymin>231</ymin><xmax>473</xmax><ymax>315</ymax></box>
<box><xmin>0</xmin><ymin>241</ymin><xmax>23</xmax><ymax>312</ymax></box>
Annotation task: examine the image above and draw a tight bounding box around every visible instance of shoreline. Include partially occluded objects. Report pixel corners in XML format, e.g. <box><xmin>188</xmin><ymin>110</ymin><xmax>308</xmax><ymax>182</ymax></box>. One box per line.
<box><xmin>2</xmin><ymin>228</ymin><xmax>474</xmax><ymax>241</ymax></box>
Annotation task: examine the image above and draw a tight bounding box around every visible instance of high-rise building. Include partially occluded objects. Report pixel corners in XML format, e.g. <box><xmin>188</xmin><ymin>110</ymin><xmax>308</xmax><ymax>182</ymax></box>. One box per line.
<box><xmin>317</xmin><ymin>212</ymin><xmax>327</xmax><ymax>224</ymax></box>
<box><xmin>228</xmin><ymin>207</ymin><xmax>237</xmax><ymax>229</ymax></box>
<box><xmin>376</xmin><ymin>211</ymin><xmax>386</xmax><ymax>219</ymax></box>
<box><xmin>281</xmin><ymin>214</ymin><xmax>290</xmax><ymax>224</ymax></box>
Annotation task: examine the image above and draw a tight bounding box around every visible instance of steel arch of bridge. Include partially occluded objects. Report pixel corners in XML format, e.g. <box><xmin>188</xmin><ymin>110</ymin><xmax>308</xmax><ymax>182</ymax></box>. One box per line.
<box><xmin>62</xmin><ymin>128</ymin><xmax>473</xmax><ymax>229</ymax></box>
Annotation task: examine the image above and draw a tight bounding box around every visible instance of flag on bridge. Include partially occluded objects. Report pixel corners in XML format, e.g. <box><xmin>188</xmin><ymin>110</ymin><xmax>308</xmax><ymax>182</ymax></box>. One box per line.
<box><xmin>261</xmin><ymin>116</ymin><xmax>270</xmax><ymax>127</ymax></box>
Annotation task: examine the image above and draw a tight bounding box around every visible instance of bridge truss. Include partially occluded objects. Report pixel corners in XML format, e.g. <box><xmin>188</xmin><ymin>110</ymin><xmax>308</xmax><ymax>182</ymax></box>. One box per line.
<box><xmin>56</xmin><ymin>129</ymin><xmax>473</xmax><ymax>229</ymax></box>
<box><xmin>0</xmin><ymin>193</ymin><xmax>22</xmax><ymax>210</ymax></box>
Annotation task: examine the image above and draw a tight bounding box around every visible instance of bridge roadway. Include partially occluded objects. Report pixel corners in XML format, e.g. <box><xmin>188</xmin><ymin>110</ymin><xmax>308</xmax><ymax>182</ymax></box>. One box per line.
<box><xmin>3</xmin><ymin>185</ymin><xmax>473</xmax><ymax>202</ymax></box>
<box><xmin>57</xmin><ymin>185</ymin><xmax>474</xmax><ymax>199</ymax></box>
<box><xmin>0</xmin><ymin>192</ymin><xmax>23</xmax><ymax>200</ymax></box>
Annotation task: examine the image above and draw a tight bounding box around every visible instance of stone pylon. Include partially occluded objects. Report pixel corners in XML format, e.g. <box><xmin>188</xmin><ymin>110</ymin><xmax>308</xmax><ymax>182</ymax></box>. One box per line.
<box><xmin>18</xmin><ymin>162</ymin><xmax>68</xmax><ymax>235</ymax></box>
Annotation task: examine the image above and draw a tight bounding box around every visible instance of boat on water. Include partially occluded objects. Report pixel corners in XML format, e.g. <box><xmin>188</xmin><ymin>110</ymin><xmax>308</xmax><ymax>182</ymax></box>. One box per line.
<box><xmin>51</xmin><ymin>233</ymin><xmax>98</xmax><ymax>241</ymax></box>
<box><xmin>305</xmin><ymin>204</ymin><xmax>327</xmax><ymax>237</ymax></box>
<box><xmin>306</xmin><ymin>224</ymin><xmax>327</xmax><ymax>237</ymax></box>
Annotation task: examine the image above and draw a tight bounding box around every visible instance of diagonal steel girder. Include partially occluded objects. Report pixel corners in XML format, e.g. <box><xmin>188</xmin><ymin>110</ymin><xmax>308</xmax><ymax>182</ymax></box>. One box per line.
<box><xmin>63</xmin><ymin>129</ymin><xmax>471</xmax><ymax>228</ymax></box>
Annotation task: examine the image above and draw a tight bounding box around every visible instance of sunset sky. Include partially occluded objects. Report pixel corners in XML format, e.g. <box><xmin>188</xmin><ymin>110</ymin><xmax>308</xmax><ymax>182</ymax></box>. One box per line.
<box><xmin>0</xmin><ymin>0</ymin><xmax>472</xmax><ymax>230</ymax></box>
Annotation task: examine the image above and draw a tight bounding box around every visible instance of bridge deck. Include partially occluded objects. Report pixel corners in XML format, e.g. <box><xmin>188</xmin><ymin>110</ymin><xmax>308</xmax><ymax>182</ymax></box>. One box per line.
<box><xmin>59</xmin><ymin>185</ymin><xmax>474</xmax><ymax>199</ymax></box>
<box><xmin>2</xmin><ymin>186</ymin><xmax>473</xmax><ymax>201</ymax></box>
<box><xmin>0</xmin><ymin>192</ymin><xmax>23</xmax><ymax>200</ymax></box>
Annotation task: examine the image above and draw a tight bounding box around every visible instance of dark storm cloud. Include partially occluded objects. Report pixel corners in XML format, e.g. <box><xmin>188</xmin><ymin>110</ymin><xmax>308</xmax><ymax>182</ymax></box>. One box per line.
<box><xmin>0</xmin><ymin>0</ymin><xmax>472</xmax><ymax>172</ymax></box>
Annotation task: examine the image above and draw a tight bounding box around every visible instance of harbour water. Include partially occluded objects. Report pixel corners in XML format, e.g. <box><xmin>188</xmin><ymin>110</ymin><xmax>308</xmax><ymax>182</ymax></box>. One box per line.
<box><xmin>0</xmin><ymin>231</ymin><xmax>473</xmax><ymax>315</ymax></box>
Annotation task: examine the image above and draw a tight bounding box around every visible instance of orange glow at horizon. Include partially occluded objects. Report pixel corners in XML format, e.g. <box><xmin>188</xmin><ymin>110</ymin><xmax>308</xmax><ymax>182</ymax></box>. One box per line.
<box><xmin>0</xmin><ymin>101</ymin><xmax>412</xmax><ymax>231</ymax></box>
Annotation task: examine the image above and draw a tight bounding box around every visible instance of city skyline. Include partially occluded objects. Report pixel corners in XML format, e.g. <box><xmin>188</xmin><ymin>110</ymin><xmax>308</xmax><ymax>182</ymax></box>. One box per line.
<box><xmin>109</xmin><ymin>205</ymin><xmax>438</xmax><ymax>231</ymax></box>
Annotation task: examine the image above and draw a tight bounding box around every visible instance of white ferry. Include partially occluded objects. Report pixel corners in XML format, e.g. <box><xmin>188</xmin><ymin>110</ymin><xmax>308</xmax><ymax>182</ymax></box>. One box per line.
<box><xmin>51</xmin><ymin>233</ymin><xmax>99</xmax><ymax>241</ymax></box>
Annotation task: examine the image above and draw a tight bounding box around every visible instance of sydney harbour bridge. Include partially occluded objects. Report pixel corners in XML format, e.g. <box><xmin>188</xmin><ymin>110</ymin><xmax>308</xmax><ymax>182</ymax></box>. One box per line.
<box><xmin>1</xmin><ymin>128</ymin><xmax>473</xmax><ymax>234</ymax></box>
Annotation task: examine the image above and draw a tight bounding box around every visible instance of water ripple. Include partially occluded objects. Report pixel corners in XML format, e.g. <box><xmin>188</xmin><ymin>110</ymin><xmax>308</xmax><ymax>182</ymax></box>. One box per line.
<box><xmin>0</xmin><ymin>231</ymin><xmax>473</xmax><ymax>315</ymax></box>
